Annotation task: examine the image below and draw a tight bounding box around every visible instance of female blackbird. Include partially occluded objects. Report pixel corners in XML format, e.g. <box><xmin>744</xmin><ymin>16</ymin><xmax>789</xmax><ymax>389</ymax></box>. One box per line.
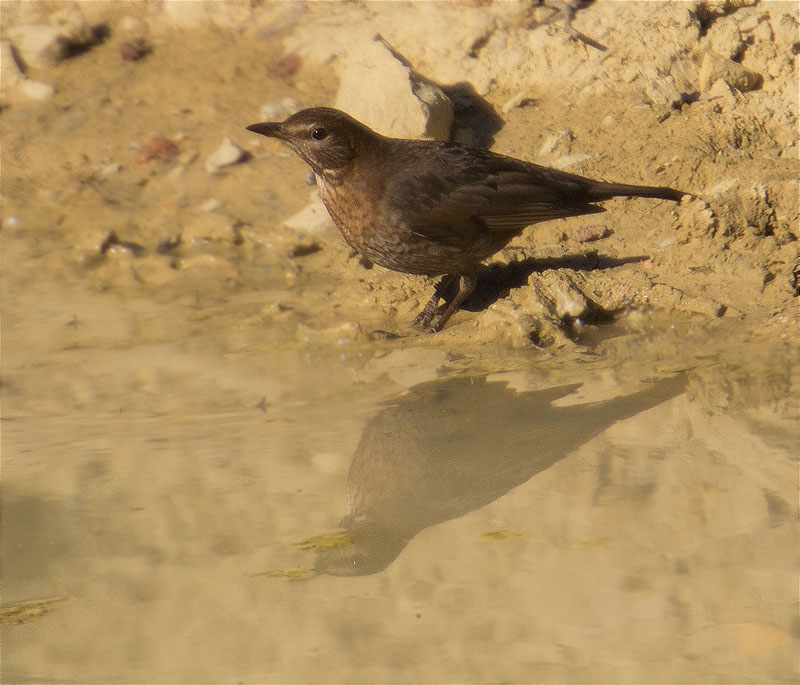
<box><xmin>247</xmin><ymin>107</ymin><xmax>684</xmax><ymax>332</ymax></box>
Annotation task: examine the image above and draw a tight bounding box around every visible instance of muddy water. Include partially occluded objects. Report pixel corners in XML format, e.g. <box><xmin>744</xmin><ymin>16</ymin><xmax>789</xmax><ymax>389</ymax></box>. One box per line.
<box><xmin>2</xmin><ymin>2</ymin><xmax>799</xmax><ymax>682</ymax></box>
<box><xmin>3</xmin><ymin>300</ymin><xmax>797</xmax><ymax>682</ymax></box>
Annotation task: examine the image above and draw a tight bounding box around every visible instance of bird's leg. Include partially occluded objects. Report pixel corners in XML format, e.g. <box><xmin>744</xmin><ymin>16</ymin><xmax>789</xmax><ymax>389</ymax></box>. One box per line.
<box><xmin>412</xmin><ymin>274</ymin><xmax>457</xmax><ymax>329</ymax></box>
<box><xmin>429</xmin><ymin>272</ymin><xmax>477</xmax><ymax>333</ymax></box>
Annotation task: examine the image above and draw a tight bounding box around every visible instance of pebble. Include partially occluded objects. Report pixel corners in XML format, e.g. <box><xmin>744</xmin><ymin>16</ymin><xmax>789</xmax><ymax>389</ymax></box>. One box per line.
<box><xmin>501</xmin><ymin>91</ymin><xmax>530</xmax><ymax>114</ymax></box>
<box><xmin>136</xmin><ymin>136</ymin><xmax>179</xmax><ymax>164</ymax></box>
<box><xmin>120</xmin><ymin>39</ymin><xmax>150</xmax><ymax>61</ymax></box>
<box><xmin>205</xmin><ymin>137</ymin><xmax>247</xmax><ymax>173</ymax></box>
<box><xmin>737</xmin><ymin>14</ymin><xmax>763</xmax><ymax>33</ymax></box>
<box><xmin>572</xmin><ymin>225</ymin><xmax>610</xmax><ymax>243</ymax></box>
<box><xmin>199</xmin><ymin>198</ymin><xmax>223</xmax><ymax>213</ymax></box>
<box><xmin>50</xmin><ymin>5</ymin><xmax>95</xmax><ymax>46</ymax></box>
<box><xmin>334</xmin><ymin>35</ymin><xmax>453</xmax><ymax>141</ymax></box>
<box><xmin>699</xmin><ymin>52</ymin><xmax>762</xmax><ymax>92</ymax></box>
<box><xmin>18</xmin><ymin>79</ymin><xmax>57</xmax><ymax>101</ymax></box>
<box><xmin>283</xmin><ymin>197</ymin><xmax>331</xmax><ymax>234</ymax></box>
<box><xmin>7</xmin><ymin>25</ymin><xmax>66</xmax><ymax>69</ymax></box>
<box><xmin>98</xmin><ymin>163</ymin><xmax>122</xmax><ymax>177</ymax></box>
<box><xmin>538</xmin><ymin>129</ymin><xmax>573</xmax><ymax>156</ymax></box>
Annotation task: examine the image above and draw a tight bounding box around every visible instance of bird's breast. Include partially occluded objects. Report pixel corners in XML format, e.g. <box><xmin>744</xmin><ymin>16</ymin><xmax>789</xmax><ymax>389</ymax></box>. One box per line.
<box><xmin>315</xmin><ymin>174</ymin><xmax>513</xmax><ymax>277</ymax></box>
<box><xmin>317</xmin><ymin>177</ymin><xmax>420</xmax><ymax>270</ymax></box>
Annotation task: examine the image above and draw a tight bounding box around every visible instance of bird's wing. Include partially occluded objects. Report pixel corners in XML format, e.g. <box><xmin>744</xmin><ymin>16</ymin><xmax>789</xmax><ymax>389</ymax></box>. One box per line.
<box><xmin>381</xmin><ymin>144</ymin><xmax>603</xmax><ymax>239</ymax></box>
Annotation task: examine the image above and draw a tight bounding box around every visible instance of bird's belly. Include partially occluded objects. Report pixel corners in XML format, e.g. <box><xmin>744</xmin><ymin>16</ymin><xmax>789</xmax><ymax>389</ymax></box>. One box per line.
<box><xmin>318</xmin><ymin>184</ymin><xmax>511</xmax><ymax>276</ymax></box>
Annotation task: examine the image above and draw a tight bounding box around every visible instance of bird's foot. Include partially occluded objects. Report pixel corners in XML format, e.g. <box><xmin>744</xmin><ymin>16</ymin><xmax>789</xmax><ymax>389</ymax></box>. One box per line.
<box><xmin>411</xmin><ymin>273</ymin><xmax>477</xmax><ymax>333</ymax></box>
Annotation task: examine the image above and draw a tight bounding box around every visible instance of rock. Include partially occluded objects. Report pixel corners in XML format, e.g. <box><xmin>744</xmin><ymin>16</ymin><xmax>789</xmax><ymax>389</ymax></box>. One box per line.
<box><xmin>284</xmin><ymin>195</ymin><xmax>331</xmax><ymax>234</ymax></box>
<box><xmin>705</xmin><ymin>17</ymin><xmax>745</xmax><ymax>60</ymax></box>
<box><xmin>335</xmin><ymin>35</ymin><xmax>453</xmax><ymax>141</ymax></box>
<box><xmin>205</xmin><ymin>137</ymin><xmax>247</xmax><ymax>173</ymax></box>
<box><xmin>17</xmin><ymin>79</ymin><xmax>57</xmax><ymax>101</ymax></box>
<box><xmin>7</xmin><ymin>25</ymin><xmax>67</xmax><ymax>69</ymax></box>
<box><xmin>736</xmin><ymin>14</ymin><xmax>763</xmax><ymax>33</ymax></box>
<box><xmin>260</xmin><ymin>97</ymin><xmax>303</xmax><ymax>122</ymax></box>
<box><xmin>538</xmin><ymin>271</ymin><xmax>590</xmax><ymax>320</ymax></box>
<box><xmin>572</xmin><ymin>225</ymin><xmax>610</xmax><ymax>243</ymax></box>
<box><xmin>8</xmin><ymin>5</ymin><xmax>96</xmax><ymax>69</ymax></box>
<box><xmin>707</xmin><ymin>78</ymin><xmax>741</xmax><ymax>111</ymax></box>
<box><xmin>698</xmin><ymin>52</ymin><xmax>762</xmax><ymax>92</ymax></box>
<box><xmin>50</xmin><ymin>5</ymin><xmax>94</xmax><ymax>46</ymax></box>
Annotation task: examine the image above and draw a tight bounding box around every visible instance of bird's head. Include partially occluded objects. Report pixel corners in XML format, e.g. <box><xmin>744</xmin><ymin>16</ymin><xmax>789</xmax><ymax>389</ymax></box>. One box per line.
<box><xmin>246</xmin><ymin>107</ymin><xmax>378</xmax><ymax>177</ymax></box>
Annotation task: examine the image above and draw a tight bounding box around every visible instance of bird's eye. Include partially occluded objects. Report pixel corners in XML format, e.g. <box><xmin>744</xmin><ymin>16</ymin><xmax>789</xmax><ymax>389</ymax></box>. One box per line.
<box><xmin>311</xmin><ymin>127</ymin><xmax>328</xmax><ymax>141</ymax></box>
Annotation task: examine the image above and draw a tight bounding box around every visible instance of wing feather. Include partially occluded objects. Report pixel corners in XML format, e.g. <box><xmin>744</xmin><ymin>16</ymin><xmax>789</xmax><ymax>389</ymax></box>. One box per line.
<box><xmin>381</xmin><ymin>143</ymin><xmax>600</xmax><ymax>239</ymax></box>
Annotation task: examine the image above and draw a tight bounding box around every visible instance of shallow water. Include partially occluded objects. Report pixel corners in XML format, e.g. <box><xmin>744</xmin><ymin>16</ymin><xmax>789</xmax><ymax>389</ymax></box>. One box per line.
<box><xmin>3</xmin><ymin>319</ymin><xmax>797</xmax><ymax>684</ymax></box>
<box><xmin>1</xmin><ymin>3</ymin><xmax>798</xmax><ymax>680</ymax></box>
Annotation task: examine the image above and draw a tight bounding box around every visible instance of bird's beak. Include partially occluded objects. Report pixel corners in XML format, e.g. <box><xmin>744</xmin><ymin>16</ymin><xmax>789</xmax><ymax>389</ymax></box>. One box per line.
<box><xmin>246</xmin><ymin>122</ymin><xmax>284</xmax><ymax>139</ymax></box>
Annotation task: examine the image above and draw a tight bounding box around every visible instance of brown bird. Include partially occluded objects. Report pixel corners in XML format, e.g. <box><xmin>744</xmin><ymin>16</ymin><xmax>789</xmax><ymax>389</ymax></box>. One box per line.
<box><xmin>246</xmin><ymin>107</ymin><xmax>685</xmax><ymax>332</ymax></box>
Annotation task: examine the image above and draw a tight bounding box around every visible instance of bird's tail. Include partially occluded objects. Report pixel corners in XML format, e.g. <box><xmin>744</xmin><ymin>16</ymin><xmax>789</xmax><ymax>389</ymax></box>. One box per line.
<box><xmin>587</xmin><ymin>181</ymin><xmax>685</xmax><ymax>203</ymax></box>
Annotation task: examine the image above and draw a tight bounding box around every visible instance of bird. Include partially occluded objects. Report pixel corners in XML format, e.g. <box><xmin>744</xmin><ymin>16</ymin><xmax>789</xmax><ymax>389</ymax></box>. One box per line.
<box><xmin>246</xmin><ymin>107</ymin><xmax>685</xmax><ymax>332</ymax></box>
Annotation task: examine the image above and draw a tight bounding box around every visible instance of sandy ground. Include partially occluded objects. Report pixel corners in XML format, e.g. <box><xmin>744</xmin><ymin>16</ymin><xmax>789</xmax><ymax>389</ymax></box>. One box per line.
<box><xmin>1</xmin><ymin>1</ymin><xmax>798</xmax><ymax>683</ymax></box>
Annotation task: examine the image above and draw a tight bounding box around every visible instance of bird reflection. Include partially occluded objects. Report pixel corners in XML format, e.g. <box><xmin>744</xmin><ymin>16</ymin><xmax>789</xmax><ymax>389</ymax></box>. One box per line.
<box><xmin>314</xmin><ymin>373</ymin><xmax>685</xmax><ymax>576</ymax></box>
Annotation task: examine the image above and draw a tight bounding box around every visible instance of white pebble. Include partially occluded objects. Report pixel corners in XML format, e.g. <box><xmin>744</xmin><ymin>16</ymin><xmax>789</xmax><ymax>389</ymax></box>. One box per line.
<box><xmin>18</xmin><ymin>79</ymin><xmax>56</xmax><ymax>101</ymax></box>
<box><xmin>204</xmin><ymin>137</ymin><xmax>247</xmax><ymax>173</ymax></box>
<box><xmin>199</xmin><ymin>198</ymin><xmax>223</xmax><ymax>212</ymax></box>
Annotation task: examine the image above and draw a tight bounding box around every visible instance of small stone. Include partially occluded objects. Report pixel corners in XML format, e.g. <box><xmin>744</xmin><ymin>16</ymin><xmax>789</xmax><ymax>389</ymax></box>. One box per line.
<box><xmin>737</xmin><ymin>14</ymin><xmax>763</xmax><ymax>33</ymax></box>
<box><xmin>120</xmin><ymin>38</ymin><xmax>150</xmax><ymax>61</ymax></box>
<box><xmin>199</xmin><ymin>198</ymin><xmax>222</xmax><ymax>213</ymax></box>
<box><xmin>50</xmin><ymin>5</ymin><xmax>94</xmax><ymax>46</ymax></box>
<box><xmin>8</xmin><ymin>25</ymin><xmax>67</xmax><ymax>68</ymax></box>
<box><xmin>707</xmin><ymin>78</ymin><xmax>740</xmax><ymax>111</ymax></box>
<box><xmin>205</xmin><ymin>137</ymin><xmax>247</xmax><ymax>173</ymax></box>
<box><xmin>98</xmin><ymin>162</ymin><xmax>122</xmax><ymax>177</ymax></box>
<box><xmin>17</xmin><ymin>79</ymin><xmax>56</xmax><ymax>101</ymax></box>
<box><xmin>698</xmin><ymin>51</ymin><xmax>763</xmax><ymax>92</ymax></box>
<box><xmin>284</xmin><ymin>197</ymin><xmax>331</xmax><ymax>234</ymax></box>
<box><xmin>136</xmin><ymin>136</ymin><xmax>179</xmax><ymax>164</ymax></box>
<box><xmin>166</xmin><ymin>164</ymin><xmax>186</xmax><ymax>180</ymax></box>
<box><xmin>572</xmin><ymin>224</ymin><xmax>610</xmax><ymax>243</ymax></box>
<box><xmin>501</xmin><ymin>91</ymin><xmax>530</xmax><ymax>114</ymax></box>
<box><xmin>538</xmin><ymin>129</ymin><xmax>574</xmax><ymax>156</ymax></box>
